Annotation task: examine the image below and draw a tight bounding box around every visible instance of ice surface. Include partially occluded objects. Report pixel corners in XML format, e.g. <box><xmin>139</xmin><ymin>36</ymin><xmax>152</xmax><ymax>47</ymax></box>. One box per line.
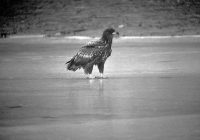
<box><xmin>0</xmin><ymin>38</ymin><xmax>200</xmax><ymax>140</ymax></box>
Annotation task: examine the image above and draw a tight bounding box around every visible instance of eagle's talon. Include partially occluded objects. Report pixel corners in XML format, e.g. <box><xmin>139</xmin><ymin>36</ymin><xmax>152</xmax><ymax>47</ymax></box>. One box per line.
<box><xmin>87</xmin><ymin>74</ymin><xmax>95</xmax><ymax>79</ymax></box>
<box><xmin>99</xmin><ymin>74</ymin><xmax>108</xmax><ymax>79</ymax></box>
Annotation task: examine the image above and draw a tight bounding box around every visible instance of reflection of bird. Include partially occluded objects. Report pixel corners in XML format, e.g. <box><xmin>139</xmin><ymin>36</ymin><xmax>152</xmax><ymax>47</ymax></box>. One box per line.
<box><xmin>66</xmin><ymin>28</ymin><xmax>119</xmax><ymax>78</ymax></box>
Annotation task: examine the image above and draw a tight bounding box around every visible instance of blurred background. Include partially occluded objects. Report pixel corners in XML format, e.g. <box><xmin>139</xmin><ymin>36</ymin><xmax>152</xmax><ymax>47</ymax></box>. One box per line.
<box><xmin>0</xmin><ymin>0</ymin><xmax>200</xmax><ymax>36</ymax></box>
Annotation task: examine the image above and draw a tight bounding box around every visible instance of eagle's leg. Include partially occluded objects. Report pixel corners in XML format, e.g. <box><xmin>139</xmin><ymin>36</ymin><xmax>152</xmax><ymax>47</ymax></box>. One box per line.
<box><xmin>84</xmin><ymin>65</ymin><xmax>95</xmax><ymax>79</ymax></box>
<box><xmin>98</xmin><ymin>62</ymin><xmax>105</xmax><ymax>78</ymax></box>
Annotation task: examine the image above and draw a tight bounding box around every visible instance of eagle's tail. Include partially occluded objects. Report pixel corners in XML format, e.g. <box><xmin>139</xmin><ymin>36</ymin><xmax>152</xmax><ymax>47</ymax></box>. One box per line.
<box><xmin>65</xmin><ymin>57</ymin><xmax>79</xmax><ymax>71</ymax></box>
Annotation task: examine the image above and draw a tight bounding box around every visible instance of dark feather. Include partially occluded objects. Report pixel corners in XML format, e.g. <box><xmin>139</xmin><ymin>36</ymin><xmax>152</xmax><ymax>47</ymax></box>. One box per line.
<box><xmin>66</xmin><ymin>57</ymin><xmax>80</xmax><ymax>71</ymax></box>
<box><xmin>67</xmin><ymin>39</ymin><xmax>106</xmax><ymax>70</ymax></box>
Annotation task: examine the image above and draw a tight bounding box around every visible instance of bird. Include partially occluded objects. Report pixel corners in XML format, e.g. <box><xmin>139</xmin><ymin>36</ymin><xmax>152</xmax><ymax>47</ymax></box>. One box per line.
<box><xmin>65</xmin><ymin>28</ymin><xmax>119</xmax><ymax>79</ymax></box>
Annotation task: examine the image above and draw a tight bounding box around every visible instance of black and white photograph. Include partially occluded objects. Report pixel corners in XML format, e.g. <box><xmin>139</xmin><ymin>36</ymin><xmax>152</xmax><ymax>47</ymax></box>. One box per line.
<box><xmin>0</xmin><ymin>0</ymin><xmax>200</xmax><ymax>140</ymax></box>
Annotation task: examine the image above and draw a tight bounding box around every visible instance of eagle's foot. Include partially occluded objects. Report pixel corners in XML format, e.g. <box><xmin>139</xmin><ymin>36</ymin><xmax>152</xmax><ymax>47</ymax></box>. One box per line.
<box><xmin>99</xmin><ymin>73</ymin><xmax>108</xmax><ymax>79</ymax></box>
<box><xmin>87</xmin><ymin>74</ymin><xmax>95</xmax><ymax>79</ymax></box>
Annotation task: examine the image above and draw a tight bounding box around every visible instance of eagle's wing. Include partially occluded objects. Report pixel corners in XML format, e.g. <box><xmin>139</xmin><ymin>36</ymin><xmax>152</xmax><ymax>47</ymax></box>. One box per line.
<box><xmin>73</xmin><ymin>39</ymin><xmax>106</xmax><ymax>66</ymax></box>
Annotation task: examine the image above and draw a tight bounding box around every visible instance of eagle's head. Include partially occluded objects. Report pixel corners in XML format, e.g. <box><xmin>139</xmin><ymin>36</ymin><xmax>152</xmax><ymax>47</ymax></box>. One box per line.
<box><xmin>101</xmin><ymin>28</ymin><xmax>119</xmax><ymax>43</ymax></box>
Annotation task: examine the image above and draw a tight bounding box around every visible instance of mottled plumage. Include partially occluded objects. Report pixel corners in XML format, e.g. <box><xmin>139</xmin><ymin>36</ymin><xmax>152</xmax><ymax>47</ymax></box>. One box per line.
<box><xmin>66</xmin><ymin>28</ymin><xmax>119</xmax><ymax>78</ymax></box>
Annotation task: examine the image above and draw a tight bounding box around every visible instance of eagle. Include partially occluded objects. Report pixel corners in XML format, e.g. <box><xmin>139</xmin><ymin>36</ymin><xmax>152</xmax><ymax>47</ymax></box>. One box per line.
<box><xmin>65</xmin><ymin>28</ymin><xmax>119</xmax><ymax>78</ymax></box>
